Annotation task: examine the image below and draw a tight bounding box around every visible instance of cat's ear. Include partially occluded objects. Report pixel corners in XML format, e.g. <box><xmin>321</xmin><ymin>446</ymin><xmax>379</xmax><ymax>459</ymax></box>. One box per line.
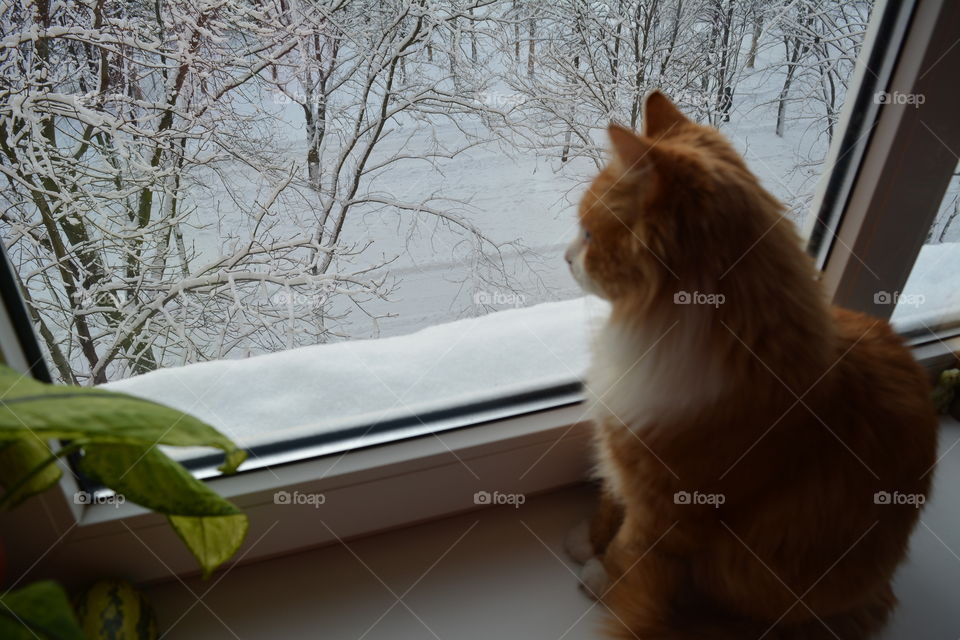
<box><xmin>608</xmin><ymin>123</ymin><xmax>655</xmax><ymax>173</ymax></box>
<box><xmin>643</xmin><ymin>90</ymin><xmax>688</xmax><ymax>138</ymax></box>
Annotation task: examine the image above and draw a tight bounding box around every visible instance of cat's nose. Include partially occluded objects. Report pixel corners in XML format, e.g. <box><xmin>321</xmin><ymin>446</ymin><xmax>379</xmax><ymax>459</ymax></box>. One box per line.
<box><xmin>564</xmin><ymin>244</ymin><xmax>576</xmax><ymax>264</ymax></box>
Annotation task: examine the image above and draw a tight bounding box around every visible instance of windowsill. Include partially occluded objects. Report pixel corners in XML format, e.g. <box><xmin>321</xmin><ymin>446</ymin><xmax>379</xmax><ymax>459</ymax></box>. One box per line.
<box><xmin>139</xmin><ymin>418</ymin><xmax>960</xmax><ymax>639</ymax></box>
<box><xmin>4</xmin><ymin>400</ymin><xmax>594</xmax><ymax>584</ymax></box>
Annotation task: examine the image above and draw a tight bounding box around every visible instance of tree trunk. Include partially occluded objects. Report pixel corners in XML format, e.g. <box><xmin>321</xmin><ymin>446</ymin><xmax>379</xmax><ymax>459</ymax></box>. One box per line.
<box><xmin>776</xmin><ymin>66</ymin><xmax>795</xmax><ymax>136</ymax></box>
<box><xmin>527</xmin><ymin>17</ymin><xmax>535</xmax><ymax>78</ymax></box>
<box><xmin>470</xmin><ymin>7</ymin><xmax>477</xmax><ymax>62</ymax></box>
<box><xmin>514</xmin><ymin>20</ymin><xmax>520</xmax><ymax>59</ymax></box>
<box><xmin>659</xmin><ymin>0</ymin><xmax>683</xmax><ymax>78</ymax></box>
<box><xmin>747</xmin><ymin>9</ymin><xmax>762</xmax><ymax>68</ymax></box>
<box><xmin>562</xmin><ymin>54</ymin><xmax>580</xmax><ymax>163</ymax></box>
<box><xmin>715</xmin><ymin>0</ymin><xmax>734</xmax><ymax>121</ymax></box>
<box><xmin>449</xmin><ymin>22</ymin><xmax>461</xmax><ymax>88</ymax></box>
<box><xmin>776</xmin><ymin>9</ymin><xmax>810</xmax><ymax>137</ymax></box>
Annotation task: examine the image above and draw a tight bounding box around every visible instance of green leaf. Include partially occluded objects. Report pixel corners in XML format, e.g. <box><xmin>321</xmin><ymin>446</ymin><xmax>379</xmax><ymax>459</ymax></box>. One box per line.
<box><xmin>80</xmin><ymin>443</ymin><xmax>249</xmax><ymax>577</ymax></box>
<box><xmin>0</xmin><ymin>440</ymin><xmax>63</xmax><ymax>508</ymax></box>
<box><xmin>80</xmin><ymin>443</ymin><xmax>241</xmax><ymax>517</ymax></box>
<box><xmin>0</xmin><ymin>364</ymin><xmax>250</xmax><ymax>577</ymax></box>
<box><xmin>0</xmin><ymin>365</ymin><xmax>246</xmax><ymax>473</ymax></box>
<box><xmin>933</xmin><ymin>368</ymin><xmax>960</xmax><ymax>414</ymax></box>
<box><xmin>0</xmin><ymin>580</ymin><xmax>85</xmax><ymax>640</ymax></box>
<box><xmin>169</xmin><ymin>513</ymin><xmax>250</xmax><ymax>580</ymax></box>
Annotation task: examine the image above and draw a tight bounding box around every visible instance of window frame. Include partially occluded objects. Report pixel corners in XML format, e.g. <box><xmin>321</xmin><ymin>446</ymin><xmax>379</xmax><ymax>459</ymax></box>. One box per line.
<box><xmin>812</xmin><ymin>0</ymin><xmax>960</xmax><ymax>325</ymax></box>
<box><xmin>3</xmin><ymin>0</ymin><xmax>960</xmax><ymax>585</ymax></box>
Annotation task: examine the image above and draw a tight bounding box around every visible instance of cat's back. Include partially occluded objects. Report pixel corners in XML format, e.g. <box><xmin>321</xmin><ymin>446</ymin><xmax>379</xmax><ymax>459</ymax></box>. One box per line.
<box><xmin>819</xmin><ymin>307</ymin><xmax>938</xmax><ymax>477</ymax></box>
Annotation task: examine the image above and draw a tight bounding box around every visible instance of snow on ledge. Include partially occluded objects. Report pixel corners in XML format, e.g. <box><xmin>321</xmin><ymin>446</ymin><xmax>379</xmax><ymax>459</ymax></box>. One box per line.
<box><xmin>891</xmin><ymin>243</ymin><xmax>960</xmax><ymax>332</ymax></box>
<box><xmin>104</xmin><ymin>297</ymin><xmax>610</xmax><ymax>451</ymax></box>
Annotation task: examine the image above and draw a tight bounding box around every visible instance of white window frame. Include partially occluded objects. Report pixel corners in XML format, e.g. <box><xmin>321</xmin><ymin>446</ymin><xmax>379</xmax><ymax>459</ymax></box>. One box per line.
<box><xmin>3</xmin><ymin>0</ymin><xmax>960</xmax><ymax>585</ymax></box>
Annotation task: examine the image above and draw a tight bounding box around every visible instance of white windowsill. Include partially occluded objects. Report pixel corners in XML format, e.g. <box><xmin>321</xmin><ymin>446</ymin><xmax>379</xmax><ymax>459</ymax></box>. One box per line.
<box><xmin>141</xmin><ymin>418</ymin><xmax>960</xmax><ymax>639</ymax></box>
<box><xmin>4</xmin><ymin>400</ymin><xmax>594</xmax><ymax>584</ymax></box>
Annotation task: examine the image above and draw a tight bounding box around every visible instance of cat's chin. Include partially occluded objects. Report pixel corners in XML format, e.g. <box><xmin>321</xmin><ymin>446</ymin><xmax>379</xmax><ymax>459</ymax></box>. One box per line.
<box><xmin>572</xmin><ymin>279</ymin><xmax>607</xmax><ymax>300</ymax></box>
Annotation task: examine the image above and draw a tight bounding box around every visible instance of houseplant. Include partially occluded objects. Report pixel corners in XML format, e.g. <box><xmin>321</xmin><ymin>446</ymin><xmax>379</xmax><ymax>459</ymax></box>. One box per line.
<box><xmin>0</xmin><ymin>364</ymin><xmax>248</xmax><ymax>638</ymax></box>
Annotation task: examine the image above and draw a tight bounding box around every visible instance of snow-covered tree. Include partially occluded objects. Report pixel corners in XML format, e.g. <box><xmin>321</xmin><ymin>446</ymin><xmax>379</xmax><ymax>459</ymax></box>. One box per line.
<box><xmin>766</xmin><ymin>0</ymin><xmax>871</xmax><ymax>141</ymax></box>
<box><xmin>0</xmin><ymin>0</ymin><xmax>519</xmax><ymax>384</ymax></box>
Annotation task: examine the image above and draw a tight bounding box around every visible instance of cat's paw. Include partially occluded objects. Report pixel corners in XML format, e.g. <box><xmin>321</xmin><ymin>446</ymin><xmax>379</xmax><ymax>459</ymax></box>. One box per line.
<box><xmin>564</xmin><ymin>519</ymin><xmax>594</xmax><ymax>564</ymax></box>
<box><xmin>578</xmin><ymin>556</ymin><xmax>610</xmax><ymax>600</ymax></box>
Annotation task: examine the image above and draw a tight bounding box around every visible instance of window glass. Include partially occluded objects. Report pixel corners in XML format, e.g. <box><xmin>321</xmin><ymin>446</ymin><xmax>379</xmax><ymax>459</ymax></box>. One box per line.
<box><xmin>0</xmin><ymin>1</ymin><xmax>875</xmax><ymax>453</ymax></box>
<box><xmin>890</xmin><ymin>163</ymin><xmax>960</xmax><ymax>334</ymax></box>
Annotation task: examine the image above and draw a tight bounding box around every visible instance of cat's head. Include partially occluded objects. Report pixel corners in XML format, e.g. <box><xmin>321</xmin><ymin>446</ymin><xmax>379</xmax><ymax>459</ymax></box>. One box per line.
<box><xmin>565</xmin><ymin>91</ymin><xmax>783</xmax><ymax>306</ymax></box>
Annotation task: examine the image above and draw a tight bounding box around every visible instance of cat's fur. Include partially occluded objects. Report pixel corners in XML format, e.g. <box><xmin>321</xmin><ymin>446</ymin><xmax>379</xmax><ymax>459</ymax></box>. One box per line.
<box><xmin>565</xmin><ymin>91</ymin><xmax>938</xmax><ymax>639</ymax></box>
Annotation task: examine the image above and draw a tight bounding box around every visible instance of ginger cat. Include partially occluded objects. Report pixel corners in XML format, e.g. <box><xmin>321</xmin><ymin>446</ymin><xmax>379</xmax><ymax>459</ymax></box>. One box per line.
<box><xmin>564</xmin><ymin>91</ymin><xmax>938</xmax><ymax>639</ymax></box>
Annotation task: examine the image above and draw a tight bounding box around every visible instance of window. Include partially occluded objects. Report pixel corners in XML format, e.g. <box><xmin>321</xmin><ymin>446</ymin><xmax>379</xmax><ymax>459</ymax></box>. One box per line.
<box><xmin>0</xmin><ymin>1</ymin><xmax>883</xmax><ymax>467</ymax></box>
